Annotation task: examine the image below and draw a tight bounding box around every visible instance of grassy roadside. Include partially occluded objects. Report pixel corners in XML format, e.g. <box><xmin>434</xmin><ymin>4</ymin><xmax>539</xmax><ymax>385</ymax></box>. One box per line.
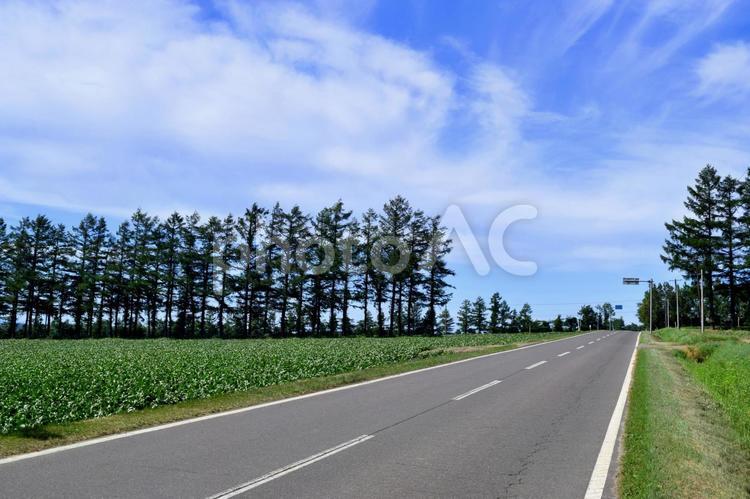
<box><xmin>619</xmin><ymin>330</ymin><xmax>750</xmax><ymax>498</ymax></box>
<box><xmin>0</xmin><ymin>334</ymin><xmax>577</xmax><ymax>458</ymax></box>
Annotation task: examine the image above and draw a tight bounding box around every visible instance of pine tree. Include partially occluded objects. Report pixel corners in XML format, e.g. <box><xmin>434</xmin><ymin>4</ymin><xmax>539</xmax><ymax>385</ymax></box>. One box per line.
<box><xmin>457</xmin><ymin>299</ymin><xmax>472</xmax><ymax>334</ymax></box>
<box><xmin>43</xmin><ymin>224</ymin><xmax>71</xmax><ymax>337</ymax></box>
<box><xmin>354</xmin><ymin>209</ymin><xmax>379</xmax><ymax>336</ymax></box>
<box><xmin>380</xmin><ymin>196</ymin><xmax>413</xmax><ymax>336</ymax></box>
<box><xmin>518</xmin><ymin>303</ymin><xmax>533</xmax><ymax>333</ymax></box>
<box><xmin>489</xmin><ymin>293</ymin><xmax>502</xmax><ymax>334</ymax></box>
<box><xmin>0</xmin><ymin>218</ymin><xmax>9</xmax><ymax>331</ymax></box>
<box><xmin>278</xmin><ymin>206</ymin><xmax>309</xmax><ymax>337</ymax></box>
<box><xmin>421</xmin><ymin>216</ymin><xmax>453</xmax><ymax>335</ymax></box>
<box><xmin>717</xmin><ymin>174</ymin><xmax>742</xmax><ymax>327</ymax></box>
<box><xmin>663</xmin><ymin>165</ymin><xmax>722</xmax><ymax>326</ymax></box>
<box><xmin>215</xmin><ymin>215</ymin><xmax>237</xmax><ymax>338</ymax></box>
<box><xmin>161</xmin><ymin>213</ymin><xmax>184</xmax><ymax>337</ymax></box>
<box><xmin>315</xmin><ymin>200</ymin><xmax>354</xmax><ymax>336</ymax></box>
<box><xmin>23</xmin><ymin>216</ymin><xmax>54</xmax><ymax>336</ymax></box>
<box><xmin>472</xmin><ymin>297</ymin><xmax>487</xmax><ymax>334</ymax></box>
<box><xmin>236</xmin><ymin>204</ymin><xmax>266</xmax><ymax>337</ymax></box>
<box><xmin>6</xmin><ymin>218</ymin><xmax>32</xmax><ymax>337</ymax></box>
<box><xmin>437</xmin><ymin>307</ymin><xmax>454</xmax><ymax>335</ymax></box>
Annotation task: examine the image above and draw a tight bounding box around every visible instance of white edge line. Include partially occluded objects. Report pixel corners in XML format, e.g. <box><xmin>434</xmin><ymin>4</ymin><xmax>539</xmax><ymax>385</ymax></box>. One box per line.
<box><xmin>557</xmin><ymin>351</ymin><xmax>570</xmax><ymax>357</ymax></box>
<box><xmin>524</xmin><ymin>360</ymin><xmax>547</xmax><ymax>370</ymax></box>
<box><xmin>452</xmin><ymin>380</ymin><xmax>502</xmax><ymax>401</ymax></box>
<box><xmin>0</xmin><ymin>330</ymin><xmax>601</xmax><ymax>465</ymax></box>
<box><xmin>208</xmin><ymin>434</ymin><xmax>373</xmax><ymax>498</ymax></box>
<box><xmin>584</xmin><ymin>332</ymin><xmax>641</xmax><ymax>499</ymax></box>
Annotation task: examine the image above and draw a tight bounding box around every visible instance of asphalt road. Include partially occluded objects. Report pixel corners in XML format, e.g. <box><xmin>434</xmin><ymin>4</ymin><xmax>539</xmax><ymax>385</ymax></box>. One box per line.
<box><xmin>0</xmin><ymin>330</ymin><xmax>639</xmax><ymax>498</ymax></box>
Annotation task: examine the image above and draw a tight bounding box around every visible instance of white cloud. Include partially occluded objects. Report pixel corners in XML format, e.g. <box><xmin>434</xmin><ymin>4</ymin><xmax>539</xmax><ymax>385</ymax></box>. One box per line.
<box><xmin>0</xmin><ymin>0</ymin><xmax>748</xmax><ymax>279</ymax></box>
<box><xmin>695</xmin><ymin>42</ymin><xmax>750</xmax><ymax>99</ymax></box>
<box><xmin>608</xmin><ymin>0</ymin><xmax>734</xmax><ymax>74</ymax></box>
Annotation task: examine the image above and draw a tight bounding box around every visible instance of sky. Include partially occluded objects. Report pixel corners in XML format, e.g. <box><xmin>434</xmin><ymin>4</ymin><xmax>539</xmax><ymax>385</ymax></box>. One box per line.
<box><xmin>1</xmin><ymin>0</ymin><xmax>750</xmax><ymax>324</ymax></box>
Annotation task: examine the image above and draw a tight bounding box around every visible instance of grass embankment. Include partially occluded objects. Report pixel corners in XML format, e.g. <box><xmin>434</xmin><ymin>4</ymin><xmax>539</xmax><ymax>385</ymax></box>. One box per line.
<box><xmin>0</xmin><ymin>332</ymin><xmax>578</xmax><ymax>457</ymax></box>
<box><xmin>619</xmin><ymin>328</ymin><xmax>750</xmax><ymax>498</ymax></box>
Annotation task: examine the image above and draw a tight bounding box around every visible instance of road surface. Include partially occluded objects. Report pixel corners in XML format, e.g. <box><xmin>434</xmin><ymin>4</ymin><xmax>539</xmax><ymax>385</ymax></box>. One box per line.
<box><xmin>0</xmin><ymin>330</ymin><xmax>639</xmax><ymax>498</ymax></box>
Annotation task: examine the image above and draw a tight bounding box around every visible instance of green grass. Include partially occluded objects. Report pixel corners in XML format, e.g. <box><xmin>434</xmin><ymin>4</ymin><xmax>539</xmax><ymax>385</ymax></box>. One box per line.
<box><xmin>0</xmin><ymin>334</ymin><xmax>576</xmax><ymax>457</ymax></box>
<box><xmin>0</xmin><ymin>332</ymin><xmax>573</xmax><ymax>435</ymax></box>
<box><xmin>654</xmin><ymin>326</ymin><xmax>748</xmax><ymax>345</ymax></box>
<box><xmin>620</xmin><ymin>330</ymin><xmax>750</xmax><ymax>498</ymax></box>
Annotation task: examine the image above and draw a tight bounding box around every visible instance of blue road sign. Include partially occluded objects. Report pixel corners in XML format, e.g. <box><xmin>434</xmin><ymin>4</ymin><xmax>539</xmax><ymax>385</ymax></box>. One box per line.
<box><xmin>615</xmin><ymin>304</ymin><xmax>623</xmax><ymax>310</ymax></box>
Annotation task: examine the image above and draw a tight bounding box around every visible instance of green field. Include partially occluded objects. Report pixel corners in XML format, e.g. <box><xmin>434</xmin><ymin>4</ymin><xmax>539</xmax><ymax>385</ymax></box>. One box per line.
<box><xmin>0</xmin><ymin>333</ymin><xmax>569</xmax><ymax>434</ymax></box>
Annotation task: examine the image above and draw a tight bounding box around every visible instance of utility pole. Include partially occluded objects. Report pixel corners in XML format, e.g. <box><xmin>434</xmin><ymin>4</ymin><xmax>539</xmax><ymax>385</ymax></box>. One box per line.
<box><xmin>649</xmin><ymin>279</ymin><xmax>653</xmax><ymax>333</ymax></box>
<box><xmin>666</xmin><ymin>288</ymin><xmax>670</xmax><ymax>328</ymax></box>
<box><xmin>700</xmin><ymin>269</ymin><xmax>705</xmax><ymax>334</ymax></box>
<box><xmin>675</xmin><ymin>278</ymin><xmax>680</xmax><ymax>329</ymax></box>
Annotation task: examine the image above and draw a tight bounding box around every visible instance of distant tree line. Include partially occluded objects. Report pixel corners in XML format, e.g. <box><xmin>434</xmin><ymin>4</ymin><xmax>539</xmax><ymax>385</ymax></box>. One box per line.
<box><xmin>660</xmin><ymin>164</ymin><xmax>750</xmax><ymax>328</ymax></box>
<box><xmin>0</xmin><ymin>196</ymin><xmax>455</xmax><ymax>338</ymax></box>
<box><xmin>434</xmin><ymin>294</ymin><xmax>627</xmax><ymax>334</ymax></box>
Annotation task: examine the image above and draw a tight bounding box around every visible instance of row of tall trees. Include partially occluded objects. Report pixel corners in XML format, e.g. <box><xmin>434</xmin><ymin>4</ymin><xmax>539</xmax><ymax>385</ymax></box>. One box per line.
<box><xmin>662</xmin><ymin>164</ymin><xmax>750</xmax><ymax>328</ymax></box>
<box><xmin>0</xmin><ymin>196</ymin><xmax>455</xmax><ymax>338</ymax></box>
<box><xmin>450</xmin><ymin>293</ymin><xmax>534</xmax><ymax>334</ymax></box>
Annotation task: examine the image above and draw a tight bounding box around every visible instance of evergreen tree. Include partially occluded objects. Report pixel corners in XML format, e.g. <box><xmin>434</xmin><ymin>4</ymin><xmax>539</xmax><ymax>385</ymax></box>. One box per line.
<box><xmin>518</xmin><ymin>303</ymin><xmax>533</xmax><ymax>333</ymax></box>
<box><xmin>437</xmin><ymin>307</ymin><xmax>454</xmax><ymax>335</ymax></box>
<box><xmin>380</xmin><ymin>196</ymin><xmax>413</xmax><ymax>336</ymax></box>
<box><xmin>420</xmin><ymin>216</ymin><xmax>453</xmax><ymax>335</ymax></box>
<box><xmin>472</xmin><ymin>296</ymin><xmax>487</xmax><ymax>334</ymax></box>
<box><xmin>214</xmin><ymin>215</ymin><xmax>237</xmax><ymax>338</ymax></box>
<box><xmin>236</xmin><ymin>204</ymin><xmax>266</xmax><ymax>338</ymax></box>
<box><xmin>354</xmin><ymin>209</ymin><xmax>379</xmax><ymax>336</ymax></box>
<box><xmin>6</xmin><ymin>218</ymin><xmax>32</xmax><ymax>337</ymax></box>
<box><xmin>662</xmin><ymin>165</ymin><xmax>722</xmax><ymax>326</ymax></box>
<box><xmin>457</xmin><ymin>299</ymin><xmax>472</xmax><ymax>334</ymax></box>
<box><xmin>489</xmin><ymin>292</ymin><xmax>502</xmax><ymax>334</ymax></box>
<box><xmin>0</xmin><ymin>219</ymin><xmax>10</xmax><ymax>331</ymax></box>
<box><xmin>278</xmin><ymin>206</ymin><xmax>308</xmax><ymax>337</ymax></box>
<box><xmin>161</xmin><ymin>213</ymin><xmax>184</xmax><ymax>337</ymax></box>
<box><xmin>717</xmin><ymin>175</ymin><xmax>742</xmax><ymax>327</ymax></box>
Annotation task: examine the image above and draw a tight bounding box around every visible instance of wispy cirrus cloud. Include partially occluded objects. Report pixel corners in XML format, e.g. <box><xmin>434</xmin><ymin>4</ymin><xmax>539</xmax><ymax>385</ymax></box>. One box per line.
<box><xmin>695</xmin><ymin>42</ymin><xmax>750</xmax><ymax>100</ymax></box>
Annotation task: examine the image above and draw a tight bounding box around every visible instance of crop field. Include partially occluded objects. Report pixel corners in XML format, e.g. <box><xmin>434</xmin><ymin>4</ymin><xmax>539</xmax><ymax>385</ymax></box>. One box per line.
<box><xmin>0</xmin><ymin>332</ymin><xmax>569</xmax><ymax>433</ymax></box>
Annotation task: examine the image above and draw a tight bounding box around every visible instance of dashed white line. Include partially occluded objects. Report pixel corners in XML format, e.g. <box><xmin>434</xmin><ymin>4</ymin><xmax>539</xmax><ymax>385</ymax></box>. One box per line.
<box><xmin>588</xmin><ymin>341</ymin><xmax>595</xmax><ymax>344</ymax></box>
<box><xmin>596</xmin><ymin>339</ymin><xmax>601</xmax><ymax>342</ymax></box>
<box><xmin>208</xmin><ymin>435</ymin><xmax>374</xmax><ymax>498</ymax></box>
<box><xmin>525</xmin><ymin>360</ymin><xmax>547</xmax><ymax>370</ymax></box>
<box><xmin>577</xmin><ymin>346</ymin><xmax>585</xmax><ymax>350</ymax></box>
<box><xmin>452</xmin><ymin>380</ymin><xmax>503</xmax><ymax>401</ymax></box>
<box><xmin>557</xmin><ymin>351</ymin><xmax>571</xmax><ymax>357</ymax></box>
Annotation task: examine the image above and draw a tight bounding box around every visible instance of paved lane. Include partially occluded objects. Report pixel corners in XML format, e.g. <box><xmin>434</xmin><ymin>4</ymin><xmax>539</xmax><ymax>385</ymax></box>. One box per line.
<box><xmin>0</xmin><ymin>330</ymin><xmax>638</xmax><ymax>498</ymax></box>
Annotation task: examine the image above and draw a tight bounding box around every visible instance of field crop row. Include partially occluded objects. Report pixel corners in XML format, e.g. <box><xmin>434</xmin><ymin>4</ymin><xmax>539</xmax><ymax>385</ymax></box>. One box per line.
<box><xmin>0</xmin><ymin>333</ymin><xmax>567</xmax><ymax>433</ymax></box>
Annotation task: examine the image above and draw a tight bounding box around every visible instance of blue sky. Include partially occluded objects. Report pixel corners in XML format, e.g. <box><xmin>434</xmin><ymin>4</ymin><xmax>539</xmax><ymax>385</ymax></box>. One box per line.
<box><xmin>1</xmin><ymin>0</ymin><xmax>750</xmax><ymax>323</ymax></box>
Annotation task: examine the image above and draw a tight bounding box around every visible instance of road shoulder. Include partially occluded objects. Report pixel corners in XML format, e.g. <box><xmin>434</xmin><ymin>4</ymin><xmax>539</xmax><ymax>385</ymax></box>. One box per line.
<box><xmin>617</xmin><ymin>333</ymin><xmax>750</xmax><ymax>498</ymax></box>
